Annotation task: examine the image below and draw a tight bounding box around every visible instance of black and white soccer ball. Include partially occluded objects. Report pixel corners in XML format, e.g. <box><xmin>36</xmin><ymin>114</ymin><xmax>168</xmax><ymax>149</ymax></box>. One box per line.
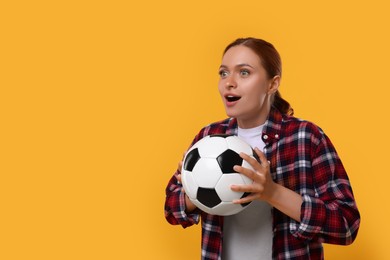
<box><xmin>181</xmin><ymin>134</ymin><xmax>258</xmax><ymax>216</ymax></box>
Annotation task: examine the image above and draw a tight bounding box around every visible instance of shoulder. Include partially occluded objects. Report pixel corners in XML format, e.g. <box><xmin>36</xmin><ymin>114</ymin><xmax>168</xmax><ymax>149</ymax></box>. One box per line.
<box><xmin>268</xmin><ymin>108</ymin><xmax>325</xmax><ymax>138</ymax></box>
<box><xmin>281</xmin><ymin>114</ymin><xmax>326</xmax><ymax>145</ymax></box>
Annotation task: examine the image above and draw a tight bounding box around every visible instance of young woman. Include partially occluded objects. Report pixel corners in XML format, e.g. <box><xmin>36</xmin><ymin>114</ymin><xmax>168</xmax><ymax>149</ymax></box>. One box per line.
<box><xmin>164</xmin><ymin>37</ymin><xmax>360</xmax><ymax>260</ymax></box>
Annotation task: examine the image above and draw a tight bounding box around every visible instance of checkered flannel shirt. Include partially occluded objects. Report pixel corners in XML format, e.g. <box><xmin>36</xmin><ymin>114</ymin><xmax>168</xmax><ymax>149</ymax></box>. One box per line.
<box><xmin>165</xmin><ymin>107</ymin><xmax>360</xmax><ymax>259</ymax></box>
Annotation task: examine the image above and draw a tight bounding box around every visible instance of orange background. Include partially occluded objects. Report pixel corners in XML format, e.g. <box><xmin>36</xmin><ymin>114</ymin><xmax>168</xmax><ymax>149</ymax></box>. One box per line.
<box><xmin>1</xmin><ymin>1</ymin><xmax>389</xmax><ymax>259</ymax></box>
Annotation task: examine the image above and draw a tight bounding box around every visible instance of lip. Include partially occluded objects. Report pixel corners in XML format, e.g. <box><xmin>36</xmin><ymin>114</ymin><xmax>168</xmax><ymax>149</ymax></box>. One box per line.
<box><xmin>224</xmin><ymin>94</ymin><xmax>241</xmax><ymax>107</ymax></box>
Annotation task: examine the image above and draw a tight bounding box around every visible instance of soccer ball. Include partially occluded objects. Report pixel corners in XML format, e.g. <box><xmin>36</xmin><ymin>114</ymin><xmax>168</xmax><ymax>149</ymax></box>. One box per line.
<box><xmin>181</xmin><ymin>134</ymin><xmax>258</xmax><ymax>216</ymax></box>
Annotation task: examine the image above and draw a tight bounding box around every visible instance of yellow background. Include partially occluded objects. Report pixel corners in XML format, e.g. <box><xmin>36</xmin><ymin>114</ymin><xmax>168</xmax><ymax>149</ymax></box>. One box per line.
<box><xmin>1</xmin><ymin>0</ymin><xmax>389</xmax><ymax>259</ymax></box>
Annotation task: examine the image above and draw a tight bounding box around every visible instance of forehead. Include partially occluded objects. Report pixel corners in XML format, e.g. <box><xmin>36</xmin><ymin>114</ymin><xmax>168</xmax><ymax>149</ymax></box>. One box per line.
<box><xmin>221</xmin><ymin>45</ymin><xmax>262</xmax><ymax>67</ymax></box>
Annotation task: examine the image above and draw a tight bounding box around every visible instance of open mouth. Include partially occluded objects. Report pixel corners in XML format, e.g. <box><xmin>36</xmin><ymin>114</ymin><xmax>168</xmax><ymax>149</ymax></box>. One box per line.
<box><xmin>225</xmin><ymin>95</ymin><xmax>241</xmax><ymax>102</ymax></box>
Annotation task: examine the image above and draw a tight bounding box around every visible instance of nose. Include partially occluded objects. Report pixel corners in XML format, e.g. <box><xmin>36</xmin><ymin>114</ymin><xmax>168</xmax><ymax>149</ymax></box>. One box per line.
<box><xmin>225</xmin><ymin>76</ymin><xmax>237</xmax><ymax>89</ymax></box>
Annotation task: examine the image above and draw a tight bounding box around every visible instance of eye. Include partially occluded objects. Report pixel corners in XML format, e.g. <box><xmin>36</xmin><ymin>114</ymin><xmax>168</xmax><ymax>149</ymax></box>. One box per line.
<box><xmin>240</xmin><ymin>69</ymin><xmax>250</xmax><ymax>77</ymax></box>
<box><xmin>219</xmin><ymin>70</ymin><xmax>229</xmax><ymax>78</ymax></box>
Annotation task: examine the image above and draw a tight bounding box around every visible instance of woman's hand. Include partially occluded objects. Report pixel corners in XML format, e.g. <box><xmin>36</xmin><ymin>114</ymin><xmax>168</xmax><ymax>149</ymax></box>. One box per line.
<box><xmin>231</xmin><ymin>147</ymin><xmax>277</xmax><ymax>203</ymax></box>
<box><xmin>231</xmin><ymin>147</ymin><xmax>303</xmax><ymax>222</ymax></box>
<box><xmin>176</xmin><ymin>161</ymin><xmax>197</xmax><ymax>213</ymax></box>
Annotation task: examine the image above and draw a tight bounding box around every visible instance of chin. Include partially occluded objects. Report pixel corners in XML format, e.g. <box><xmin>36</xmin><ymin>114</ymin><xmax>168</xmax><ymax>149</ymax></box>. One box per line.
<box><xmin>224</xmin><ymin>109</ymin><xmax>240</xmax><ymax>119</ymax></box>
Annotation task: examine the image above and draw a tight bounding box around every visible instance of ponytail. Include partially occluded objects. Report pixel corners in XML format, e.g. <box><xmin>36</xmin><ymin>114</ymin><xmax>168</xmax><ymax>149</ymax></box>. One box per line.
<box><xmin>273</xmin><ymin>90</ymin><xmax>294</xmax><ymax>116</ymax></box>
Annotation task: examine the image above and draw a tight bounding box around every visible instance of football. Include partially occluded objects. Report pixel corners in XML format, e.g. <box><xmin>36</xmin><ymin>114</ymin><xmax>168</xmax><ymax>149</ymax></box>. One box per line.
<box><xmin>181</xmin><ymin>134</ymin><xmax>258</xmax><ymax>216</ymax></box>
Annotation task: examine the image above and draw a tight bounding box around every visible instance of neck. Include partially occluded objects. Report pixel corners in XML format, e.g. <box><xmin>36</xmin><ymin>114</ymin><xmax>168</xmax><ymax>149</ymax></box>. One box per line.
<box><xmin>237</xmin><ymin>104</ymin><xmax>271</xmax><ymax>129</ymax></box>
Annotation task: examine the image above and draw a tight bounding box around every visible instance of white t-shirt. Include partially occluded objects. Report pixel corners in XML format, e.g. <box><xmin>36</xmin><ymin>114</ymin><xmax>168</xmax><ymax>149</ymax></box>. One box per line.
<box><xmin>222</xmin><ymin>124</ymin><xmax>273</xmax><ymax>260</ymax></box>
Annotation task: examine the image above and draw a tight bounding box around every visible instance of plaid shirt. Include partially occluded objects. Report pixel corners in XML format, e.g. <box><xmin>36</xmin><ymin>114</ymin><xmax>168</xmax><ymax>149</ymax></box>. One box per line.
<box><xmin>165</xmin><ymin>107</ymin><xmax>360</xmax><ymax>259</ymax></box>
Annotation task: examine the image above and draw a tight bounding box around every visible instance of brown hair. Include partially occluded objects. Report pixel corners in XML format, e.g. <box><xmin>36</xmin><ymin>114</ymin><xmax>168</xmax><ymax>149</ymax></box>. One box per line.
<box><xmin>223</xmin><ymin>37</ymin><xmax>294</xmax><ymax>116</ymax></box>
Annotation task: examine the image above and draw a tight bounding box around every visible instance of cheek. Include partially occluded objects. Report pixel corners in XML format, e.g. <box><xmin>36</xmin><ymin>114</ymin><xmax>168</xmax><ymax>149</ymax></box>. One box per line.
<box><xmin>247</xmin><ymin>86</ymin><xmax>268</xmax><ymax>105</ymax></box>
<box><xmin>218</xmin><ymin>82</ymin><xmax>224</xmax><ymax>96</ymax></box>
<box><xmin>253</xmin><ymin>80</ymin><xmax>269</xmax><ymax>96</ymax></box>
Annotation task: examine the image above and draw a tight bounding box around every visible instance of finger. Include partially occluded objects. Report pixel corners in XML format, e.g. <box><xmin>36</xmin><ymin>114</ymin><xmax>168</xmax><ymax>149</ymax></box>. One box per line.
<box><xmin>254</xmin><ymin>147</ymin><xmax>270</xmax><ymax>168</ymax></box>
<box><xmin>233</xmin><ymin>165</ymin><xmax>258</xmax><ymax>180</ymax></box>
<box><xmin>176</xmin><ymin>174</ymin><xmax>182</xmax><ymax>183</ymax></box>
<box><xmin>233</xmin><ymin>193</ymin><xmax>259</xmax><ymax>204</ymax></box>
<box><xmin>178</xmin><ymin>161</ymin><xmax>183</xmax><ymax>169</ymax></box>
<box><xmin>231</xmin><ymin>183</ymin><xmax>262</xmax><ymax>193</ymax></box>
<box><xmin>239</xmin><ymin>152</ymin><xmax>262</xmax><ymax>171</ymax></box>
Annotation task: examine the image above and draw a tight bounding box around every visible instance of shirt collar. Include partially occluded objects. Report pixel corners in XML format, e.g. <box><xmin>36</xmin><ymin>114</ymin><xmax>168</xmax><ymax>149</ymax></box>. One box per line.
<box><xmin>227</xmin><ymin>106</ymin><xmax>283</xmax><ymax>145</ymax></box>
<box><xmin>262</xmin><ymin>106</ymin><xmax>283</xmax><ymax>145</ymax></box>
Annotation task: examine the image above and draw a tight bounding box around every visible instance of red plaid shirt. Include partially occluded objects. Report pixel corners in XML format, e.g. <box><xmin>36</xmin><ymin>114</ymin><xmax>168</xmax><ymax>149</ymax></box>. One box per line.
<box><xmin>165</xmin><ymin>107</ymin><xmax>360</xmax><ymax>259</ymax></box>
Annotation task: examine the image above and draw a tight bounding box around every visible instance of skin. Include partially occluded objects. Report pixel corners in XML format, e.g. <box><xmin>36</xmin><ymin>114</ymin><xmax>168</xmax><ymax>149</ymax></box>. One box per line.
<box><xmin>218</xmin><ymin>45</ymin><xmax>278</xmax><ymax>129</ymax></box>
<box><xmin>178</xmin><ymin>45</ymin><xmax>303</xmax><ymax>222</ymax></box>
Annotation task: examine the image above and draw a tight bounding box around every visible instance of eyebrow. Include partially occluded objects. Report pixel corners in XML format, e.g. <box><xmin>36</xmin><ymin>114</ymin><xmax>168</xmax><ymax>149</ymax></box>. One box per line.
<box><xmin>219</xmin><ymin>63</ymin><xmax>255</xmax><ymax>69</ymax></box>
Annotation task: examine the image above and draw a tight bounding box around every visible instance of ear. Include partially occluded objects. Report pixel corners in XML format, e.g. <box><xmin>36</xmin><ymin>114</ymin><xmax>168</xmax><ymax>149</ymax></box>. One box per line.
<box><xmin>268</xmin><ymin>75</ymin><xmax>280</xmax><ymax>95</ymax></box>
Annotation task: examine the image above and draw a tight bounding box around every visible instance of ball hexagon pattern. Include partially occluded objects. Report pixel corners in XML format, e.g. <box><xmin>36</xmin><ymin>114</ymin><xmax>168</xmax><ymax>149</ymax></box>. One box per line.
<box><xmin>181</xmin><ymin>134</ymin><xmax>258</xmax><ymax>216</ymax></box>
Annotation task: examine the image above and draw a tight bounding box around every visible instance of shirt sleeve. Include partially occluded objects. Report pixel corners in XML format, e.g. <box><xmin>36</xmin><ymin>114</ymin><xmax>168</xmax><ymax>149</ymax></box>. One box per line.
<box><xmin>164</xmin><ymin>129</ymin><xmax>207</xmax><ymax>228</ymax></box>
<box><xmin>290</xmin><ymin>131</ymin><xmax>360</xmax><ymax>245</ymax></box>
<box><xmin>164</xmin><ymin>172</ymin><xmax>200</xmax><ymax>228</ymax></box>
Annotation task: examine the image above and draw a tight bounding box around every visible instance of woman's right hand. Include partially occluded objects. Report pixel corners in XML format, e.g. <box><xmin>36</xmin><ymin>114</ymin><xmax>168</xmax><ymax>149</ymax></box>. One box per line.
<box><xmin>176</xmin><ymin>161</ymin><xmax>197</xmax><ymax>213</ymax></box>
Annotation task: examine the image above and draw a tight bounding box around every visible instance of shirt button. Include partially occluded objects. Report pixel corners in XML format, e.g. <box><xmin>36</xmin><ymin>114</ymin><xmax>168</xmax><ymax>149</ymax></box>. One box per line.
<box><xmin>275</xmin><ymin>134</ymin><xmax>279</xmax><ymax>138</ymax></box>
<box><xmin>263</xmin><ymin>135</ymin><xmax>268</xmax><ymax>140</ymax></box>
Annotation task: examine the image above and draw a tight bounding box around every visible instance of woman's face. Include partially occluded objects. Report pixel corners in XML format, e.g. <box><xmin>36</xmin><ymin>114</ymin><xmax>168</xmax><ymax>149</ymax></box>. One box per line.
<box><xmin>218</xmin><ymin>45</ymin><xmax>279</xmax><ymax>128</ymax></box>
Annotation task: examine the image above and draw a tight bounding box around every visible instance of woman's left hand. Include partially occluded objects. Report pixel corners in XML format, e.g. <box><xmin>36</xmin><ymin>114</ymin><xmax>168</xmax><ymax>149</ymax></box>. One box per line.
<box><xmin>231</xmin><ymin>147</ymin><xmax>276</xmax><ymax>204</ymax></box>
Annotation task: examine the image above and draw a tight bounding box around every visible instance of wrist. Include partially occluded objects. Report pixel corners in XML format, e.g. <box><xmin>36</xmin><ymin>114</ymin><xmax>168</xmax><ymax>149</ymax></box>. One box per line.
<box><xmin>266</xmin><ymin>183</ymin><xmax>303</xmax><ymax>222</ymax></box>
<box><xmin>264</xmin><ymin>182</ymin><xmax>281</xmax><ymax>205</ymax></box>
<box><xmin>184</xmin><ymin>194</ymin><xmax>196</xmax><ymax>213</ymax></box>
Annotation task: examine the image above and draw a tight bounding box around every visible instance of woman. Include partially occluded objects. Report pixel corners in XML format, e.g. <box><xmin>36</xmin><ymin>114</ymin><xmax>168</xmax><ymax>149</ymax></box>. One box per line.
<box><xmin>164</xmin><ymin>37</ymin><xmax>360</xmax><ymax>259</ymax></box>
